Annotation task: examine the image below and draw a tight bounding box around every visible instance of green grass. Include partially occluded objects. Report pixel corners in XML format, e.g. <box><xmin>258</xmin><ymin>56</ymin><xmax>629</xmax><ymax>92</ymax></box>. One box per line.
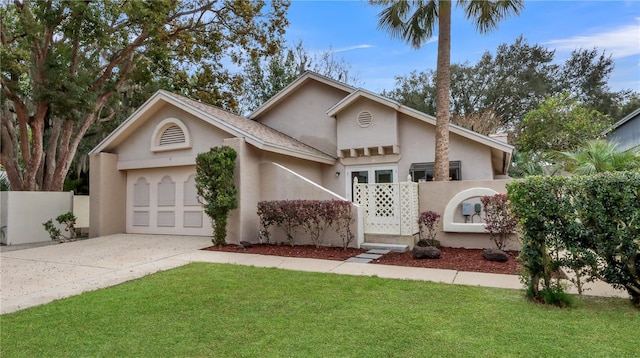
<box><xmin>1</xmin><ymin>263</ymin><xmax>638</xmax><ymax>357</ymax></box>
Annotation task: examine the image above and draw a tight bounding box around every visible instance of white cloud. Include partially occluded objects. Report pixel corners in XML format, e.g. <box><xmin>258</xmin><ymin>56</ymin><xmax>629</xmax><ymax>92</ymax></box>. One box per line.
<box><xmin>331</xmin><ymin>44</ymin><xmax>374</xmax><ymax>53</ymax></box>
<box><xmin>544</xmin><ymin>18</ymin><xmax>640</xmax><ymax>58</ymax></box>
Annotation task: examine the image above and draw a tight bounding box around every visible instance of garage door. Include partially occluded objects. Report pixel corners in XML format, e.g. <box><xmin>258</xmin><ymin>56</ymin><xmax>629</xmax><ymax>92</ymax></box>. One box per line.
<box><xmin>126</xmin><ymin>167</ymin><xmax>212</xmax><ymax>236</ymax></box>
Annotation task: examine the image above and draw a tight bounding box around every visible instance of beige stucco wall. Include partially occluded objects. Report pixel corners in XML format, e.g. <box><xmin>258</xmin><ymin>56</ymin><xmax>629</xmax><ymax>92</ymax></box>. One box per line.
<box><xmin>73</xmin><ymin>195</ymin><xmax>90</xmax><ymax>228</ymax></box>
<box><xmin>397</xmin><ymin>113</ymin><xmax>494</xmax><ymax>180</ymax></box>
<box><xmin>418</xmin><ymin>179</ymin><xmax>518</xmax><ymax>250</ymax></box>
<box><xmin>115</xmin><ymin>104</ymin><xmax>229</xmax><ymax>166</ymax></box>
<box><xmin>254</xmin><ymin>80</ymin><xmax>348</xmax><ymax>156</ymax></box>
<box><xmin>89</xmin><ymin>152</ymin><xmax>126</xmax><ymax>238</ymax></box>
<box><xmin>259</xmin><ymin>162</ymin><xmax>362</xmax><ymax>247</ymax></box>
<box><xmin>1</xmin><ymin>191</ymin><xmax>73</xmax><ymax>245</ymax></box>
<box><xmin>223</xmin><ymin>137</ymin><xmax>261</xmax><ymax>244</ymax></box>
<box><xmin>336</xmin><ymin>98</ymin><xmax>398</xmax><ymax>152</ymax></box>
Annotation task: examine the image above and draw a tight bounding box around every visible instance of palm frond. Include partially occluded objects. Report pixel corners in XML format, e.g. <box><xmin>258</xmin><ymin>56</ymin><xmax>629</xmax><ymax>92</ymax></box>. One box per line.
<box><xmin>374</xmin><ymin>0</ymin><xmax>438</xmax><ymax>49</ymax></box>
<box><xmin>461</xmin><ymin>0</ymin><xmax>524</xmax><ymax>34</ymax></box>
<box><xmin>561</xmin><ymin>140</ymin><xmax>640</xmax><ymax>175</ymax></box>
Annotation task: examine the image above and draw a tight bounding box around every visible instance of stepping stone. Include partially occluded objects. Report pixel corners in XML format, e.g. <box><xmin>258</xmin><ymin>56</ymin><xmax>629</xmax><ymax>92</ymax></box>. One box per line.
<box><xmin>357</xmin><ymin>253</ymin><xmax>383</xmax><ymax>259</ymax></box>
<box><xmin>366</xmin><ymin>249</ymin><xmax>391</xmax><ymax>255</ymax></box>
<box><xmin>345</xmin><ymin>257</ymin><xmax>373</xmax><ymax>263</ymax></box>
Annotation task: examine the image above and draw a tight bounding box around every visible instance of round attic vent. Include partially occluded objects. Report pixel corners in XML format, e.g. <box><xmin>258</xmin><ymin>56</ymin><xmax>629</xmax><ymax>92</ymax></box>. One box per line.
<box><xmin>357</xmin><ymin>111</ymin><xmax>373</xmax><ymax>128</ymax></box>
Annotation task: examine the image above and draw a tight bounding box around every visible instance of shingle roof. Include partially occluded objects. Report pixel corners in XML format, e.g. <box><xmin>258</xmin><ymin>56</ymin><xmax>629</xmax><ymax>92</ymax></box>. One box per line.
<box><xmin>164</xmin><ymin>91</ymin><xmax>335</xmax><ymax>162</ymax></box>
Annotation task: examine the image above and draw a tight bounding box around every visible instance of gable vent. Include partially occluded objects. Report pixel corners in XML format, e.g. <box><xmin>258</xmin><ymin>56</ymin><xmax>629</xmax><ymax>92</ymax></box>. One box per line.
<box><xmin>357</xmin><ymin>111</ymin><xmax>373</xmax><ymax>128</ymax></box>
<box><xmin>159</xmin><ymin>125</ymin><xmax>185</xmax><ymax>146</ymax></box>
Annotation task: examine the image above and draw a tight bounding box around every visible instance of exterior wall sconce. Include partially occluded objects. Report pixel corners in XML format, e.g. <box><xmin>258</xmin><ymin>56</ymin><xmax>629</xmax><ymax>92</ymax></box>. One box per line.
<box><xmin>335</xmin><ymin>171</ymin><xmax>340</xmax><ymax>177</ymax></box>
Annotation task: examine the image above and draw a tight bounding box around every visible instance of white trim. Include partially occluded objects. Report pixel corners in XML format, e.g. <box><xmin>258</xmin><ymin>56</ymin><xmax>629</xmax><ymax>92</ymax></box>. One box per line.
<box><xmin>118</xmin><ymin>156</ymin><xmax>196</xmax><ymax>170</ymax></box>
<box><xmin>345</xmin><ymin>164</ymin><xmax>399</xmax><ymax>201</ymax></box>
<box><xmin>442</xmin><ymin>187</ymin><xmax>498</xmax><ymax>233</ymax></box>
<box><xmin>90</xmin><ymin>90</ymin><xmax>335</xmax><ymax>164</ymax></box>
<box><xmin>249</xmin><ymin>71</ymin><xmax>354</xmax><ymax>119</ymax></box>
<box><xmin>150</xmin><ymin>117</ymin><xmax>192</xmax><ymax>152</ymax></box>
<box><xmin>272</xmin><ymin>163</ymin><xmax>348</xmax><ymax>200</ymax></box>
<box><xmin>603</xmin><ymin>107</ymin><xmax>640</xmax><ymax>135</ymax></box>
<box><xmin>326</xmin><ymin>88</ymin><xmax>514</xmax><ymax>154</ymax></box>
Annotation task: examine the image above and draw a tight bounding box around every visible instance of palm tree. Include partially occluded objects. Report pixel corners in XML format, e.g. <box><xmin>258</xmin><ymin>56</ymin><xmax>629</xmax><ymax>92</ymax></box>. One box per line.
<box><xmin>561</xmin><ymin>140</ymin><xmax>640</xmax><ymax>175</ymax></box>
<box><xmin>372</xmin><ymin>0</ymin><xmax>524</xmax><ymax>181</ymax></box>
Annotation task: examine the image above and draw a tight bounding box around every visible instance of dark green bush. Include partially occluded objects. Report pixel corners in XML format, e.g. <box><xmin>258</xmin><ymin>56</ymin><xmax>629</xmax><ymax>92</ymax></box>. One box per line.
<box><xmin>43</xmin><ymin>211</ymin><xmax>77</xmax><ymax>243</ymax></box>
<box><xmin>508</xmin><ymin>172</ymin><xmax>640</xmax><ymax>308</ymax></box>
<box><xmin>195</xmin><ymin>146</ymin><xmax>238</xmax><ymax>246</ymax></box>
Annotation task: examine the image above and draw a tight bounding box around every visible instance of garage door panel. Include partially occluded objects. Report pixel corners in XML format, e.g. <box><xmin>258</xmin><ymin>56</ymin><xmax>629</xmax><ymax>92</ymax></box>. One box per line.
<box><xmin>126</xmin><ymin>167</ymin><xmax>211</xmax><ymax>235</ymax></box>
<box><xmin>183</xmin><ymin>211</ymin><xmax>203</xmax><ymax>228</ymax></box>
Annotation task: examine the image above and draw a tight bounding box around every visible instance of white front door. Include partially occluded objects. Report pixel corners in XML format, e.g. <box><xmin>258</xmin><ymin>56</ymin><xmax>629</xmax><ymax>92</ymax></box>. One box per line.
<box><xmin>345</xmin><ymin>165</ymin><xmax>398</xmax><ymax>201</ymax></box>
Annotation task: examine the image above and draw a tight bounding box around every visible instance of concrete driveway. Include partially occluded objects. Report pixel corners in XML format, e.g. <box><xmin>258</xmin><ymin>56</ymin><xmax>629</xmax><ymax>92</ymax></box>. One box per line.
<box><xmin>1</xmin><ymin>234</ymin><xmax>211</xmax><ymax>314</ymax></box>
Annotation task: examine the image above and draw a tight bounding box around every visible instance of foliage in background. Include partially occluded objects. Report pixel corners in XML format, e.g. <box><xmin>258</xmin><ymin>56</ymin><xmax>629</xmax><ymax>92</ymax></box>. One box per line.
<box><xmin>508</xmin><ymin>151</ymin><xmax>558</xmax><ymax>178</ymax></box>
<box><xmin>257</xmin><ymin>200</ymin><xmax>356</xmax><ymax>249</ymax></box>
<box><xmin>0</xmin><ymin>166</ymin><xmax>9</xmax><ymax>191</ymax></box>
<box><xmin>372</xmin><ymin>0</ymin><xmax>524</xmax><ymax>181</ymax></box>
<box><xmin>508</xmin><ymin>172</ymin><xmax>640</xmax><ymax>308</ymax></box>
<box><xmin>383</xmin><ymin>36</ymin><xmax>637</xmax><ymax>141</ymax></box>
<box><xmin>195</xmin><ymin>146</ymin><xmax>238</xmax><ymax>246</ymax></box>
<box><xmin>0</xmin><ymin>0</ymin><xmax>288</xmax><ymax>191</ymax></box>
<box><xmin>416</xmin><ymin>210</ymin><xmax>441</xmax><ymax>247</ymax></box>
<box><xmin>241</xmin><ymin>40</ymin><xmax>360</xmax><ymax>114</ymax></box>
<box><xmin>43</xmin><ymin>212</ymin><xmax>77</xmax><ymax>243</ymax></box>
<box><xmin>561</xmin><ymin>140</ymin><xmax>640</xmax><ymax>175</ymax></box>
<box><xmin>480</xmin><ymin>194</ymin><xmax>517</xmax><ymax>251</ymax></box>
<box><xmin>514</xmin><ymin>94</ymin><xmax>611</xmax><ymax>155</ymax></box>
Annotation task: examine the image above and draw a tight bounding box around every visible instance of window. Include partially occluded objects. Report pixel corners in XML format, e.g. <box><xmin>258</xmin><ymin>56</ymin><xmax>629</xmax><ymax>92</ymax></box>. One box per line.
<box><xmin>347</xmin><ymin>165</ymin><xmax>398</xmax><ymax>201</ymax></box>
<box><xmin>410</xmin><ymin>161</ymin><xmax>461</xmax><ymax>182</ymax></box>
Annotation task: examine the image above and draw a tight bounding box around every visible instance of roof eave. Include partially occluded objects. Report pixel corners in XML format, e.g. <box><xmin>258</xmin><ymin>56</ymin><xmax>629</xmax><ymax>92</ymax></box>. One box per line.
<box><xmin>250</xmin><ymin>71</ymin><xmax>355</xmax><ymax>119</ymax></box>
<box><xmin>602</xmin><ymin>107</ymin><xmax>640</xmax><ymax>135</ymax></box>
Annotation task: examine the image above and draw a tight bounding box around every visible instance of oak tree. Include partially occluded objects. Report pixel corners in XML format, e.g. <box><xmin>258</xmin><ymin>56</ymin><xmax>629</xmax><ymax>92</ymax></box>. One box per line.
<box><xmin>1</xmin><ymin>0</ymin><xmax>289</xmax><ymax>191</ymax></box>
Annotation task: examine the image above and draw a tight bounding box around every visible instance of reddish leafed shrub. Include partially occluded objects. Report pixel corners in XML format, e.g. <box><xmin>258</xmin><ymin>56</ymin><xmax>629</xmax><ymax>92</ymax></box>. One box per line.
<box><xmin>480</xmin><ymin>193</ymin><xmax>517</xmax><ymax>251</ymax></box>
<box><xmin>417</xmin><ymin>211</ymin><xmax>441</xmax><ymax>246</ymax></box>
<box><xmin>257</xmin><ymin>199</ymin><xmax>355</xmax><ymax>249</ymax></box>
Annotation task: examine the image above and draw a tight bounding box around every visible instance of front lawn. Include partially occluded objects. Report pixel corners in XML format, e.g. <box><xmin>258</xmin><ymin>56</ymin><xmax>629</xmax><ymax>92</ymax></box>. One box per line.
<box><xmin>1</xmin><ymin>263</ymin><xmax>637</xmax><ymax>357</ymax></box>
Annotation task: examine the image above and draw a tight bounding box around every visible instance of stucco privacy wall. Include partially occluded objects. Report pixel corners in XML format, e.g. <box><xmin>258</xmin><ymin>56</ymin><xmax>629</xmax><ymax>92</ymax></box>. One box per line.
<box><xmin>260</xmin><ymin>162</ymin><xmax>363</xmax><ymax>247</ymax></box>
<box><xmin>0</xmin><ymin>191</ymin><xmax>73</xmax><ymax>245</ymax></box>
<box><xmin>90</xmin><ymin>152</ymin><xmax>126</xmax><ymax>238</ymax></box>
<box><xmin>418</xmin><ymin>179</ymin><xmax>517</xmax><ymax>250</ymax></box>
<box><xmin>253</xmin><ymin>80</ymin><xmax>349</xmax><ymax>156</ymax></box>
<box><xmin>73</xmin><ymin>195</ymin><xmax>90</xmax><ymax>228</ymax></box>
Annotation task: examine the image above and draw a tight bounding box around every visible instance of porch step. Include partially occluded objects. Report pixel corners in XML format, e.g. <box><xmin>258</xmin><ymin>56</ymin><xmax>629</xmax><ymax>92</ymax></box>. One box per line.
<box><xmin>361</xmin><ymin>243</ymin><xmax>408</xmax><ymax>252</ymax></box>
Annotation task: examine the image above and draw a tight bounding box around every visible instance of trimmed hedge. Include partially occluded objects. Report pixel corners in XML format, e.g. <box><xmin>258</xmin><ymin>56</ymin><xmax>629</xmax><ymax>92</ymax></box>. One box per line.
<box><xmin>508</xmin><ymin>171</ymin><xmax>640</xmax><ymax>307</ymax></box>
<box><xmin>257</xmin><ymin>200</ymin><xmax>355</xmax><ymax>249</ymax></box>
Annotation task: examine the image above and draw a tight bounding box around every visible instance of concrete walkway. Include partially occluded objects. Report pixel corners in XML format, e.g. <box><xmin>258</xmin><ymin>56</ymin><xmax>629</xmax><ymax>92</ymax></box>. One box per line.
<box><xmin>0</xmin><ymin>234</ymin><xmax>629</xmax><ymax>314</ymax></box>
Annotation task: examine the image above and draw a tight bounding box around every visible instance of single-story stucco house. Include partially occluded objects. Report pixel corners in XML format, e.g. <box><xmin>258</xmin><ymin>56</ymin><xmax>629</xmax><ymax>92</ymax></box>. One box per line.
<box><xmin>89</xmin><ymin>72</ymin><xmax>513</xmax><ymax>249</ymax></box>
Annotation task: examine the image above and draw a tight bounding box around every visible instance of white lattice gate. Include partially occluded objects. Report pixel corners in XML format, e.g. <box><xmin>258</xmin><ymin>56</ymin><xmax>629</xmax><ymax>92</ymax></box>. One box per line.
<box><xmin>353</xmin><ymin>178</ymin><xmax>419</xmax><ymax>236</ymax></box>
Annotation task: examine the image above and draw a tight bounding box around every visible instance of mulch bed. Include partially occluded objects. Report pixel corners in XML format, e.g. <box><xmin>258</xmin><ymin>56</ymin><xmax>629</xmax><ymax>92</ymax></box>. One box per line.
<box><xmin>202</xmin><ymin>244</ymin><xmax>521</xmax><ymax>275</ymax></box>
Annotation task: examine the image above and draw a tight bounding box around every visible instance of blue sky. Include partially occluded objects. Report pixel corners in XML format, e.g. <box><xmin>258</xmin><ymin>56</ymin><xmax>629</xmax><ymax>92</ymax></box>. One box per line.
<box><xmin>283</xmin><ymin>0</ymin><xmax>640</xmax><ymax>94</ymax></box>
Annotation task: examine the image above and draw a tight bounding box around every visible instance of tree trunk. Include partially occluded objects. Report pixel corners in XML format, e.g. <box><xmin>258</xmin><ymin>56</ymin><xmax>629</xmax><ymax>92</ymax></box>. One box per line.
<box><xmin>434</xmin><ymin>0</ymin><xmax>451</xmax><ymax>181</ymax></box>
